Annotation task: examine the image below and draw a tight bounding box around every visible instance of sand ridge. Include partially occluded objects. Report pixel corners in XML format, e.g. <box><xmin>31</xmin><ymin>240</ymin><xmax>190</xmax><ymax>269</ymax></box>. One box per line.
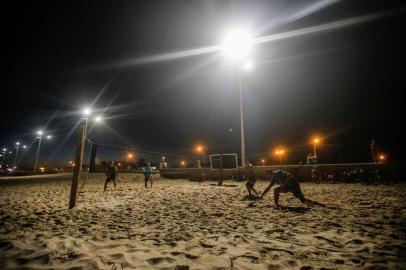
<box><xmin>0</xmin><ymin>173</ymin><xmax>405</xmax><ymax>269</ymax></box>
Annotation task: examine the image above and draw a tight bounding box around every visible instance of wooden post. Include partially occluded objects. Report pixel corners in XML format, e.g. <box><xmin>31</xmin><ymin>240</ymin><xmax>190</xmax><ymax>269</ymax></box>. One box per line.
<box><xmin>68</xmin><ymin>121</ymin><xmax>87</xmax><ymax>209</ymax></box>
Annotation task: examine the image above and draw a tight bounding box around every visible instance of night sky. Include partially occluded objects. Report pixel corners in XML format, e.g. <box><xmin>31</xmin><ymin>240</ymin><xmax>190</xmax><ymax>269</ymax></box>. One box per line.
<box><xmin>1</xmin><ymin>0</ymin><xmax>405</xmax><ymax>166</ymax></box>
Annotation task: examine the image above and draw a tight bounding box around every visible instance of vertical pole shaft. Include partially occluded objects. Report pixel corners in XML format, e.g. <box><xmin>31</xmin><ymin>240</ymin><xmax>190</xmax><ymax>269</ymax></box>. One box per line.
<box><xmin>238</xmin><ymin>69</ymin><xmax>246</xmax><ymax>168</ymax></box>
<box><xmin>69</xmin><ymin>120</ymin><xmax>87</xmax><ymax>209</ymax></box>
<box><xmin>13</xmin><ymin>146</ymin><xmax>19</xmax><ymax>168</ymax></box>
<box><xmin>218</xmin><ymin>154</ymin><xmax>223</xmax><ymax>186</ymax></box>
<box><xmin>314</xmin><ymin>144</ymin><xmax>317</xmax><ymax>157</ymax></box>
<box><xmin>34</xmin><ymin>137</ymin><xmax>42</xmax><ymax>172</ymax></box>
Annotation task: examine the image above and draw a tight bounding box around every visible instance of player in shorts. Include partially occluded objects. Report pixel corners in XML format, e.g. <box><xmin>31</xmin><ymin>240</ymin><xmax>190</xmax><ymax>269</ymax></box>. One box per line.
<box><xmin>260</xmin><ymin>169</ymin><xmax>310</xmax><ymax>207</ymax></box>
<box><xmin>104</xmin><ymin>161</ymin><xmax>118</xmax><ymax>192</ymax></box>
<box><xmin>143</xmin><ymin>162</ymin><xmax>153</xmax><ymax>188</ymax></box>
<box><xmin>245</xmin><ymin>163</ymin><xmax>259</xmax><ymax>197</ymax></box>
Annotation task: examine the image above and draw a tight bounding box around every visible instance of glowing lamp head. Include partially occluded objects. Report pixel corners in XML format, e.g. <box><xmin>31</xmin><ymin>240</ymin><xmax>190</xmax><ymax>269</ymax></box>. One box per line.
<box><xmin>379</xmin><ymin>154</ymin><xmax>386</xmax><ymax>161</ymax></box>
<box><xmin>196</xmin><ymin>145</ymin><xmax>204</xmax><ymax>152</ymax></box>
<box><xmin>221</xmin><ymin>28</ymin><xmax>253</xmax><ymax>61</ymax></box>
<box><xmin>313</xmin><ymin>138</ymin><xmax>320</xmax><ymax>144</ymax></box>
<box><xmin>15</xmin><ymin>142</ymin><xmax>20</xmax><ymax>146</ymax></box>
<box><xmin>37</xmin><ymin>130</ymin><xmax>43</xmax><ymax>136</ymax></box>
<box><xmin>83</xmin><ymin>108</ymin><xmax>91</xmax><ymax>117</ymax></box>
<box><xmin>181</xmin><ymin>161</ymin><xmax>186</xmax><ymax>166</ymax></box>
<box><xmin>95</xmin><ymin>116</ymin><xmax>102</xmax><ymax>123</ymax></box>
<box><xmin>23</xmin><ymin>145</ymin><xmax>27</xmax><ymax>149</ymax></box>
<box><xmin>2</xmin><ymin>148</ymin><xmax>6</xmax><ymax>152</ymax></box>
<box><xmin>46</xmin><ymin>135</ymin><xmax>52</xmax><ymax>139</ymax></box>
<box><xmin>242</xmin><ymin>61</ymin><xmax>253</xmax><ymax>71</ymax></box>
<box><xmin>128</xmin><ymin>154</ymin><xmax>133</xmax><ymax>159</ymax></box>
<box><xmin>261</xmin><ymin>159</ymin><xmax>265</xmax><ymax>163</ymax></box>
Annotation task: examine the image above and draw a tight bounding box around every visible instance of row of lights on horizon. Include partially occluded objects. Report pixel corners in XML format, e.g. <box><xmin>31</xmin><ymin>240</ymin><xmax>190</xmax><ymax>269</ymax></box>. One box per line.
<box><xmin>2</xmin><ymin>107</ymin><xmax>104</xmax><ymax>172</ymax></box>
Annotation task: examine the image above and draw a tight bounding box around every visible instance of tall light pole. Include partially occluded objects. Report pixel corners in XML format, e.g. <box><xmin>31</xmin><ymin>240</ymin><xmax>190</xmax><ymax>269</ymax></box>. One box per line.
<box><xmin>34</xmin><ymin>131</ymin><xmax>52</xmax><ymax>172</ymax></box>
<box><xmin>196</xmin><ymin>145</ymin><xmax>205</xmax><ymax>168</ymax></box>
<box><xmin>69</xmin><ymin>108</ymin><xmax>103</xmax><ymax>209</ymax></box>
<box><xmin>275</xmin><ymin>149</ymin><xmax>285</xmax><ymax>165</ymax></box>
<box><xmin>13</xmin><ymin>142</ymin><xmax>26</xmax><ymax>168</ymax></box>
<box><xmin>1</xmin><ymin>148</ymin><xmax>7</xmax><ymax>166</ymax></box>
<box><xmin>221</xmin><ymin>28</ymin><xmax>253</xmax><ymax>168</ymax></box>
<box><xmin>313</xmin><ymin>138</ymin><xmax>320</xmax><ymax>157</ymax></box>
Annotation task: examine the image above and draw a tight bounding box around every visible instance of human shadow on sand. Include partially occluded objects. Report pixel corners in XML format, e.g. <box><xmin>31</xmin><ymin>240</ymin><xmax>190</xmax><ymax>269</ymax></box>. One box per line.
<box><xmin>279</xmin><ymin>206</ymin><xmax>310</xmax><ymax>213</ymax></box>
<box><xmin>241</xmin><ymin>195</ymin><xmax>261</xmax><ymax>201</ymax></box>
<box><xmin>208</xmin><ymin>184</ymin><xmax>238</xmax><ymax>187</ymax></box>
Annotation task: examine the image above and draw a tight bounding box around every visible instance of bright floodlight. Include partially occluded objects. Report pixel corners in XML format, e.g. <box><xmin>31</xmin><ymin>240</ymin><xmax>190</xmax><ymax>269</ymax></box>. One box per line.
<box><xmin>95</xmin><ymin>116</ymin><xmax>102</xmax><ymax>123</ymax></box>
<box><xmin>83</xmin><ymin>108</ymin><xmax>91</xmax><ymax>116</ymax></box>
<box><xmin>37</xmin><ymin>130</ymin><xmax>43</xmax><ymax>135</ymax></box>
<box><xmin>15</xmin><ymin>142</ymin><xmax>20</xmax><ymax>146</ymax></box>
<box><xmin>243</xmin><ymin>61</ymin><xmax>253</xmax><ymax>71</ymax></box>
<box><xmin>23</xmin><ymin>145</ymin><xmax>27</xmax><ymax>149</ymax></box>
<box><xmin>46</xmin><ymin>135</ymin><xmax>52</xmax><ymax>139</ymax></box>
<box><xmin>221</xmin><ymin>28</ymin><xmax>253</xmax><ymax>61</ymax></box>
<box><xmin>2</xmin><ymin>148</ymin><xmax>6</xmax><ymax>152</ymax></box>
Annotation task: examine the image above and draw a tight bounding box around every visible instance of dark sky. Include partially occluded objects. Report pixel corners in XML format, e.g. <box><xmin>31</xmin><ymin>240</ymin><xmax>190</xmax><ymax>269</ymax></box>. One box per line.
<box><xmin>1</xmin><ymin>0</ymin><xmax>405</xmax><ymax>166</ymax></box>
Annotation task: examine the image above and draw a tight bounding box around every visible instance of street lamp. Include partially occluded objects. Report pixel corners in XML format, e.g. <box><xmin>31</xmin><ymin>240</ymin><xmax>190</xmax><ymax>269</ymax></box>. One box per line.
<box><xmin>275</xmin><ymin>149</ymin><xmax>285</xmax><ymax>165</ymax></box>
<box><xmin>1</xmin><ymin>148</ymin><xmax>7</xmax><ymax>165</ymax></box>
<box><xmin>313</xmin><ymin>137</ymin><xmax>320</xmax><ymax>158</ymax></box>
<box><xmin>180</xmin><ymin>160</ymin><xmax>186</xmax><ymax>167</ymax></box>
<box><xmin>261</xmin><ymin>159</ymin><xmax>265</xmax><ymax>166</ymax></box>
<box><xmin>34</xmin><ymin>130</ymin><xmax>52</xmax><ymax>172</ymax></box>
<box><xmin>196</xmin><ymin>145</ymin><xmax>206</xmax><ymax>168</ymax></box>
<box><xmin>69</xmin><ymin>107</ymin><xmax>103</xmax><ymax>209</ymax></box>
<box><xmin>221</xmin><ymin>28</ymin><xmax>253</xmax><ymax>168</ymax></box>
<box><xmin>13</xmin><ymin>142</ymin><xmax>27</xmax><ymax>169</ymax></box>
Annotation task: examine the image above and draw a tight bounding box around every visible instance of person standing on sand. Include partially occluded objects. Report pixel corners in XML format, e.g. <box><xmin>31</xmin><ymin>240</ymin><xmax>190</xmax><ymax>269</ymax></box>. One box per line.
<box><xmin>260</xmin><ymin>169</ymin><xmax>322</xmax><ymax>207</ymax></box>
<box><xmin>245</xmin><ymin>162</ymin><xmax>259</xmax><ymax>197</ymax></box>
<box><xmin>143</xmin><ymin>162</ymin><xmax>153</xmax><ymax>188</ymax></box>
<box><xmin>104</xmin><ymin>161</ymin><xmax>118</xmax><ymax>192</ymax></box>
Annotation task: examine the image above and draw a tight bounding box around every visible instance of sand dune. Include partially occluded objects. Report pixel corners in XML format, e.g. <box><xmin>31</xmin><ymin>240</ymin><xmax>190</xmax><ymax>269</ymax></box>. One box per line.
<box><xmin>0</xmin><ymin>173</ymin><xmax>405</xmax><ymax>269</ymax></box>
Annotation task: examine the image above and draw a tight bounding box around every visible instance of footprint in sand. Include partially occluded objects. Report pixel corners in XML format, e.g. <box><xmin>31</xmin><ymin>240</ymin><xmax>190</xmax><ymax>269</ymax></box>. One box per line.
<box><xmin>184</xmin><ymin>253</ymin><xmax>199</xmax><ymax>260</ymax></box>
<box><xmin>146</xmin><ymin>256</ymin><xmax>175</xmax><ymax>265</ymax></box>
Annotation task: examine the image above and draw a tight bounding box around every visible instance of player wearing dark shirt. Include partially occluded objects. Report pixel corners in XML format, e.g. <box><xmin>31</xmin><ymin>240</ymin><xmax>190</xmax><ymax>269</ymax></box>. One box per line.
<box><xmin>260</xmin><ymin>170</ymin><xmax>307</xmax><ymax>207</ymax></box>
<box><xmin>104</xmin><ymin>162</ymin><xmax>118</xmax><ymax>192</ymax></box>
<box><xmin>245</xmin><ymin>163</ymin><xmax>258</xmax><ymax>197</ymax></box>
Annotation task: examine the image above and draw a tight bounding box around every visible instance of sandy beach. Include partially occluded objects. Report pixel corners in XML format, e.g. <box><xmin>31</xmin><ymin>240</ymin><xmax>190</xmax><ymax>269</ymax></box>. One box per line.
<box><xmin>0</xmin><ymin>173</ymin><xmax>405</xmax><ymax>270</ymax></box>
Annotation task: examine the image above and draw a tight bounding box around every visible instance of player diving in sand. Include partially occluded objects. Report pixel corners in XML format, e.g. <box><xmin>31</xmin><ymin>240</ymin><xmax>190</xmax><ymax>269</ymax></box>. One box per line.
<box><xmin>260</xmin><ymin>169</ymin><xmax>323</xmax><ymax>207</ymax></box>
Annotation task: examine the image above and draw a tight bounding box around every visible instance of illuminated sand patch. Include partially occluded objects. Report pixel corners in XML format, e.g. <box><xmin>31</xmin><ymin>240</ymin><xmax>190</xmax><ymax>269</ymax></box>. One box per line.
<box><xmin>1</xmin><ymin>174</ymin><xmax>405</xmax><ymax>269</ymax></box>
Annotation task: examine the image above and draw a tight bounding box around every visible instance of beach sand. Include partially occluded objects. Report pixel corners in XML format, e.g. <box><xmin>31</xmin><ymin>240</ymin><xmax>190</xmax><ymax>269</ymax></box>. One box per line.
<box><xmin>1</xmin><ymin>173</ymin><xmax>405</xmax><ymax>269</ymax></box>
